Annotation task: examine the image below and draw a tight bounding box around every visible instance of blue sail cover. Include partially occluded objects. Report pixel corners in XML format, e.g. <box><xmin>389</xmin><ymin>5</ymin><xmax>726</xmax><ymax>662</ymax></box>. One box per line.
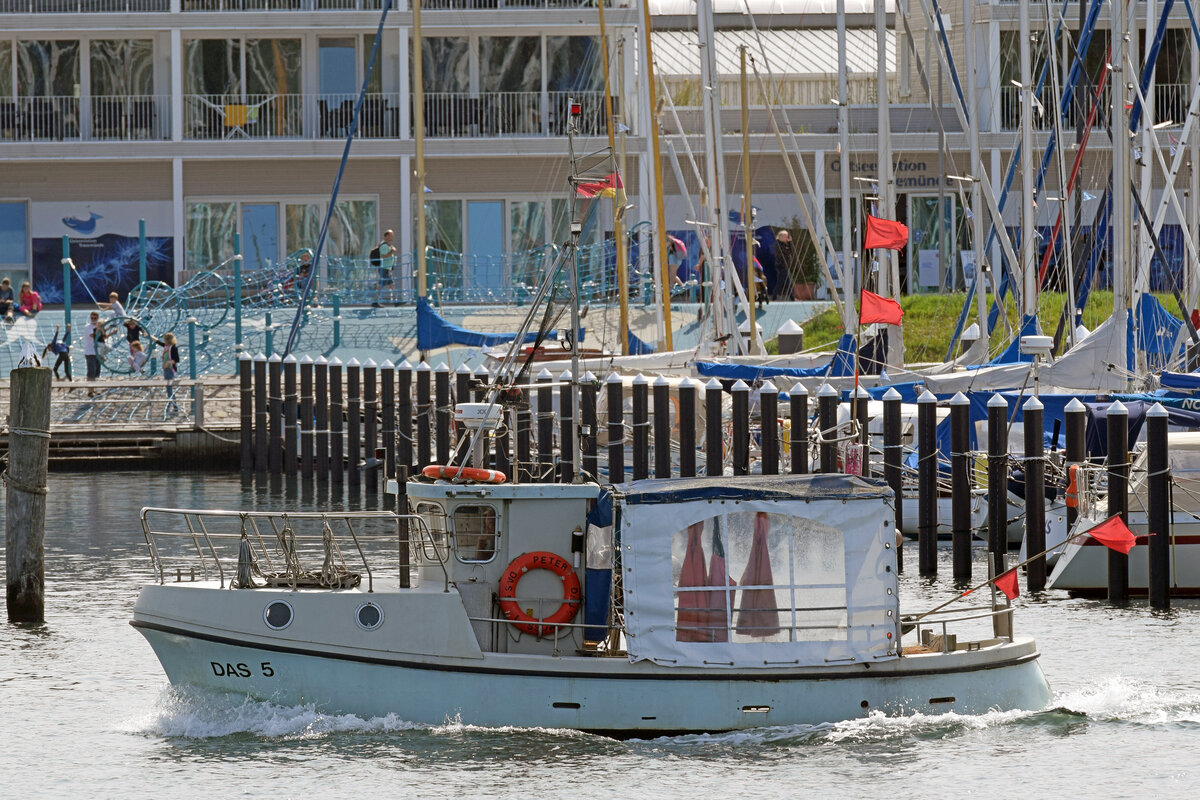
<box><xmin>695</xmin><ymin>335</ymin><xmax>857</xmax><ymax>381</ymax></box>
<box><xmin>416</xmin><ymin>297</ymin><xmax>543</xmax><ymax>351</ymax></box>
<box><xmin>1135</xmin><ymin>293</ymin><xmax>1182</xmax><ymax>373</ymax></box>
<box><xmin>629</xmin><ymin>330</ymin><xmax>655</xmax><ymax>355</ymax></box>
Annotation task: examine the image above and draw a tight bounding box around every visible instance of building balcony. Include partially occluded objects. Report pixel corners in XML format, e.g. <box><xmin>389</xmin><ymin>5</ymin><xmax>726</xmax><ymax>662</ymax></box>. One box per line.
<box><xmin>997</xmin><ymin>82</ymin><xmax>1186</xmax><ymax>131</ymax></box>
<box><xmin>0</xmin><ymin>0</ymin><xmax>619</xmax><ymax>11</ymax></box>
<box><xmin>0</xmin><ymin>95</ymin><xmax>170</xmax><ymax>141</ymax></box>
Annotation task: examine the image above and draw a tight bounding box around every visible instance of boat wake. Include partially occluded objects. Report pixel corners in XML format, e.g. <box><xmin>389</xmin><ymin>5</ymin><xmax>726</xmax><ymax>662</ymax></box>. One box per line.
<box><xmin>1049</xmin><ymin>677</ymin><xmax>1200</xmax><ymax>726</ymax></box>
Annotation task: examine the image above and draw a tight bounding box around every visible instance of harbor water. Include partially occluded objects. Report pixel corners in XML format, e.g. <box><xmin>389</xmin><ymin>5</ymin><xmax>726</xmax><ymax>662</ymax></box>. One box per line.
<box><xmin>2</xmin><ymin>471</ymin><xmax>1198</xmax><ymax>799</ymax></box>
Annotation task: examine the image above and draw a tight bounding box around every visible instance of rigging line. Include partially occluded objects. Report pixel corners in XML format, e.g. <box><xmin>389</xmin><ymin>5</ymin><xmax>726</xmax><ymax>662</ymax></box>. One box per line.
<box><xmin>283</xmin><ymin>1</ymin><xmax>390</xmax><ymax>356</ymax></box>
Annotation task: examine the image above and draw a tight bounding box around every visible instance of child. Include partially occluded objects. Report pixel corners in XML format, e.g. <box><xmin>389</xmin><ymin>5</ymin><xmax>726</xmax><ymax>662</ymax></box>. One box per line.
<box><xmin>97</xmin><ymin>291</ymin><xmax>126</xmax><ymax>320</ymax></box>
<box><xmin>0</xmin><ymin>277</ymin><xmax>14</xmax><ymax>321</ymax></box>
<box><xmin>18</xmin><ymin>281</ymin><xmax>43</xmax><ymax>316</ymax></box>
<box><xmin>42</xmin><ymin>323</ymin><xmax>72</xmax><ymax>380</ymax></box>
<box><xmin>160</xmin><ymin>332</ymin><xmax>180</xmax><ymax>414</ymax></box>
<box><xmin>128</xmin><ymin>340</ymin><xmax>148</xmax><ymax>374</ymax></box>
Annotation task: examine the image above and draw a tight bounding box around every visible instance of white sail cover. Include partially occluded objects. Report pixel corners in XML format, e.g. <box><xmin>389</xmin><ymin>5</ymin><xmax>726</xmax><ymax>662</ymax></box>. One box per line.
<box><xmin>618</xmin><ymin>475</ymin><xmax>899</xmax><ymax>668</ymax></box>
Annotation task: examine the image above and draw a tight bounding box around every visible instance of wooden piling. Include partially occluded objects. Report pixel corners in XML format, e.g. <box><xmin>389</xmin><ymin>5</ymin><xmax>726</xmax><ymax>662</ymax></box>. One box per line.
<box><xmin>760</xmin><ymin>381</ymin><xmax>779</xmax><ymax>475</ymax></box>
<box><xmin>607</xmin><ymin>373</ymin><xmax>625</xmax><ymax>483</ymax></box>
<box><xmin>917</xmin><ymin>389</ymin><xmax>938</xmax><ymax>577</ymax></box>
<box><xmin>580</xmin><ymin>372</ymin><xmax>599</xmax><ymax>479</ymax></box>
<box><xmin>790</xmin><ymin>383</ymin><xmax>808</xmax><ymax>474</ymax></box>
<box><xmin>397</xmin><ymin>360</ymin><xmax>414</xmax><ymax>471</ymax></box>
<box><xmin>1023</xmin><ymin>396</ymin><xmax>1046</xmax><ymax>592</ymax></box>
<box><xmin>381</xmin><ymin>360</ymin><xmax>396</xmax><ymax>480</ymax></box>
<box><xmin>415</xmin><ymin>362</ymin><xmax>432</xmax><ymax>469</ymax></box>
<box><xmin>853</xmin><ymin>385</ymin><xmax>870</xmax><ymax>478</ymax></box>
<box><xmin>1064</xmin><ymin>397</ymin><xmax>1086</xmax><ymax>532</ymax></box>
<box><xmin>283</xmin><ymin>355</ymin><xmax>298</xmax><ymax>477</ymax></box>
<box><xmin>950</xmin><ymin>391</ymin><xmax>972</xmax><ymax>581</ymax></box>
<box><xmin>731</xmin><ymin>379</ymin><xmax>750</xmax><ymax>476</ymax></box>
<box><xmin>268</xmin><ymin>354</ymin><xmax>283</xmax><ymax>475</ymax></box>
<box><xmin>239</xmin><ymin>353</ymin><xmax>253</xmax><ymax>472</ymax></box>
<box><xmin>516</xmin><ymin>389</ymin><xmax>532</xmax><ymax>482</ymax></box>
<box><xmin>537</xmin><ymin>369</ymin><xmax>555</xmax><ymax>481</ymax></box>
<box><xmin>678</xmin><ymin>377</ymin><xmax>697</xmax><ymax>478</ymax></box>
<box><xmin>315</xmin><ymin>356</ymin><xmax>330</xmax><ymax>481</ymax></box>
<box><xmin>1147</xmin><ymin>402</ymin><xmax>1171</xmax><ymax>608</ymax></box>
<box><xmin>987</xmin><ymin>393</ymin><xmax>1009</xmax><ymax>578</ymax></box>
<box><xmin>435</xmin><ymin>363</ymin><xmax>451</xmax><ymax>465</ymax></box>
<box><xmin>817</xmin><ymin>383</ymin><xmax>838</xmax><ymax>474</ymax></box>
<box><xmin>653</xmin><ymin>376</ymin><xmax>672</xmax><ymax>479</ymax></box>
<box><xmin>346</xmin><ymin>359</ymin><xmax>362</xmax><ymax>488</ymax></box>
<box><xmin>364</xmin><ymin>359</ymin><xmax>379</xmax><ymax>493</ymax></box>
<box><xmin>5</xmin><ymin>367</ymin><xmax>50</xmax><ymax>623</ymax></box>
<box><xmin>883</xmin><ymin>387</ymin><xmax>903</xmax><ymax>573</ymax></box>
<box><xmin>329</xmin><ymin>357</ymin><xmax>344</xmax><ymax>485</ymax></box>
<box><xmin>559</xmin><ymin>370</ymin><xmax>575</xmax><ymax>483</ymax></box>
<box><xmin>253</xmin><ymin>353</ymin><xmax>267</xmax><ymax>474</ymax></box>
<box><xmin>1107</xmin><ymin>400</ymin><xmax>1130</xmax><ymax>603</ymax></box>
<box><xmin>631</xmin><ymin>374</ymin><xmax>650</xmax><ymax>481</ymax></box>
<box><xmin>705</xmin><ymin>378</ymin><xmax>723</xmax><ymax>477</ymax></box>
<box><xmin>300</xmin><ymin>355</ymin><xmax>314</xmax><ymax>479</ymax></box>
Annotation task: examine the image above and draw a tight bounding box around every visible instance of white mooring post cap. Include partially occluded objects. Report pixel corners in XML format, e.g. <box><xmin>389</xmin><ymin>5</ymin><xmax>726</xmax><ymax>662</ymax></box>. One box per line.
<box><xmin>778</xmin><ymin>318</ymin><xmax>803</xmax><ymax>335</ymax></box>
<box><xmin>1147</xmin><ymin>402</ymin><xmax>1168</xmax><ymax>418</ymax></box>
<box><xmin>282</xmin><ymin>354</ymin><xmax>297</xmax><ymax>364</ymax></box>
<box><xmin>653</xmin><ymin>375</ymin><xmax>670</xmax><ymax>387</ymax></box>
<box><xmin>398</xmin><ymin>358</ymin><xmax>412</xmax><ymax>369</ymax></box>
<box><xmin>435</xmin><ymin>362</ymin><xmax>450</xmax><ymax>372</ymax></box>
<box><xmin>1065</xmin><ymin>397</ymin><xmax>1086</xmax><ymax>413</ymax></box>
<box><xmin>315</xmin><ymin>355</ymin><xmax>328</xmax><ymax>364</ymax></box>
<box><xmin>761</xmin><ymin>380</ymin><xmax>778</xmax><ymax>393</ymax></box>
<box><xmin>268</xmin><ymin>353</ymin><xmax>282</xmax><ymax>362</ymax></box>
<box><xmin>918</xmin><ymin>390</ymin><xmax>937</xmax><ymax>403</ymax></box>
<box><xmin>987</xmin><ymin>393</ymin><xmax>1007</xmax><ymax>408</ymax></box>
<box><xmin>853</xmin><ymin>385</ymin><xmax>870</xmax><ymax>399</ymax></box>
<box><xmin>705</xmin><ymin>378</ymin><xmax>723</xmax><ymax>391</ymax></box>
<box><xmin>560</xmin><ymin>369</ymin><xmax>574</xmax><ymax>381</ymax></box>
<box><xmin>537</xmin><ymin>367</ymin><xmax>553</xmax><ymax>380</ymax></box>
<box><xmin>582</xmin><ymin>371</ymin><xmax>597</xmax><ymax>382</ymax></box>
<box><xmin>415</xmin><ymin>361</ymin><xmax>431</xmax><ymax>371</ymax></box>
<box><xmin>731</xmin><ymin>379</ymin><xmax>749</xmax><ymax>392</ymax></box>
<box><xmin>1022</xmin><ymin>395</ymin><xmax>1043</xmax><ymax>412</ymax></box>
<box><xmin>790</xmin><ymin>382</ymin><xmax>808</xmax><ymax>396</ymax></box>
<box><xmin>363</xmin><ymin>358</ymin><xmax>376</xmax><ymax>368</ymax></box>
<box><xmin>346</xmin><ymin>357</ymin><xmax>360</xmax><ymax>367</ymax></box>
<box><xmin>456</xmin><ymin>362</ymin><xmax>471</xmax><ymax>374</ymax></box>
<box><xmin>380</xmin><ymin>359</ymin><xmax>394</xmax><ymax>369</ymax></box>
<box><xmin>882</xmin><ymin>387</ymin><xmax>902</xmax><ymax>401</ymax></box>
<box><xmin>1108</xmin><ymin>399</ymin><xmax>1128</xmax><ymax>415</ymax></box>
<box><xmin>632</xmin><ymin>373</ymin><xmax>649</xmax><ymax>385</ymax></box>
<box><xmin>950</xmin><ymin>391</ymin><xmax>969</xmax><ymax>406</ymax></box>
<box><xmin>818</xmin><ymin>383</ymin><xmax>837</xmax><ymax>397</ymax></box>
<box><xmin>607</xmin><ymin>372</ymin><xmax>623</xmax><ymax>384</ymax></box>
<box><xmin>300</xmin><ymin>354</ymin><xmax>313</xmax><ymax>364</ymax></box>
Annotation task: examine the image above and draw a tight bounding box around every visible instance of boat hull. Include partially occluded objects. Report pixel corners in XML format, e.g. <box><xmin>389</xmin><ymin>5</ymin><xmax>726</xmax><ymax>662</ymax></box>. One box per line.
<box><xmin>133</xmin><ymin>586</ymin><xmax>1051</xmax><ymax>734</ymax></box>
<box><xmin>1047</xmin><ymin>518</ymin><xmax>1200</xmax><ymax>597</ymax></box>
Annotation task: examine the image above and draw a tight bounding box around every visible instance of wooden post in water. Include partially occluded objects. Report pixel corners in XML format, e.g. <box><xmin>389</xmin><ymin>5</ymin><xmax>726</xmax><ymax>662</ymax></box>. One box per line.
<box><xmin>1023</xmin><ymin>396</ymin><xmax>1046</xmax><ymax>592</ymax></box>
<box><xmin>760</xmin><ymin>380</ymin><xmax>779</xmax><ymax>475</ymax></box>
<box><xmin>516</xmin><ymin>389</ymin><xmax>532</xmax><ymax>482</ymax></box>
<box><xmin>559</xmin><ymin>370</ymin><xmax>575</xmax><ymax>483</ymax></box>
<box><xmin>329</xmin><ymin>357</ymin><xmax>344</xmax><ymax>485</ymax></box>
<box><xmin>415</xmin><ymin>362</ymin><xmax>432</xmax><ymax>469</ymax></box>
<box><xmin>790</xmin><ymin>383</ymin><xmax>808</xmax><ymax>474</ymax></box>
<box><xmin>6</xmin><ymin>367</ymin><xmax>50</xmax><ymax>623</ymax></box>
<box><xmin>1064</xmin><ymin>397</ymin><xmax>1086</xmax><ymax>532</ymax></box>
<box><xmin>731</xmin><ymin>380</ymin><xmax>750</xmax><ymax>476</ymax></box>
<box><xmin>580</xmin><ymin>372</ymin><xmax>599</xmax><ymax>480</ymax></box>
<box><xmin>363</xmin><ymin>359</ymin><xmax>379</xmax><ymax>493</ymax></box>
<box><xmin>239</xmin><ymin>353</ymin><xmax>253</xmax><ymax>473</ymax></box>
<box><xmin>987</xmin><ymin>393</ymin><xmax>1009</xmax><ymax>579</ymax></box>
<box><xmin>631</xmin><ymin>374</ymin><xmax>650</xmax><ymax>481</ymax></box>
<box><xmin>705</xmin><ymin>378</ymin><xmax>723</xmax><ymax>477</ymax></box>
<box><xmin>817</xmin><ymin>383</ymin><xmax>838</xmax><ymax>474</ymax></box>
<box><xmin>346</xmin><ymin>359</ymin><xmax>362</xmax><ymax>489</ymax></box>
<box><xmin>678</xmin><ymin>377</ymin><xmax>697</xmax><ymax>478</ymax></box>
<box><xmin>1146</xmin><ymin>402</ymin><xmax>1171</xmax><ymax>608</ymax></box>
<box><xmin>315</xmin><ymin>356</ymin><xmax>329</xmax><ymax>481</ymax></box>
<box><xmin>397</xmin><ymin>360</ymin><xmax>413</xmax><ymax>472</ymax></box>
<box><xmin>853</xmin><ymin>385</ymin><xmax>870</xmax><ymax>478</ymax></box>
<box><xmin>283</xmin><ymin>355</ymin><xmax>298</xmax><ymax>477</ymax></box>
<box><xmin>536</xmin><ymin>368</ymin><xmax>555</xmax><ymax>481</ymax></box>
<box><xmin>300</xmin><ymin>356</ymin><xmax>314</xmax><ymax>479</ymax></box>
<box><xmin>381</xmin><ymin>360</ymin><xmax>396</xmax><ymax>480</ymax></box>
<box><xmin>434</xmin><ymin>363</ymin><xmax>451</xmax><ymax>465</ymax></box>
<box><xmin>268</xmin><ymin>354</ymin><xmax>283</xmax><ymax>475</ymax></box>
<box><xmin>607</xmin><ymin>373</ymin><xmax>625</xmax><ymax>483</ymax></box>
<box><xmin>253</xmin><ymin>353</ymin><xmax>267</xmax><ymax>474</ymax></box>
<box><xmin>653</xmin><ymin>376</ymin><xmax>672</xmax><ymax>479</ymax></box>
<box><xmin>1107</xmin><ymin>400</ymin><xmax>1130</xmax><ymax>603</ymax></box>
<box><xmin>883</xmin><ymin>387</ymin><xmax>903</xmax><ymax>573</ymax></box>
<box><xmin>950</xmin><ymin>392</ymin><xmax>972</xmax><ymax>581</ymax></box>
<box><xmin>917</xmin><ymin>389</ymin><xmax>938</xmax><ymax>576</ymax></box>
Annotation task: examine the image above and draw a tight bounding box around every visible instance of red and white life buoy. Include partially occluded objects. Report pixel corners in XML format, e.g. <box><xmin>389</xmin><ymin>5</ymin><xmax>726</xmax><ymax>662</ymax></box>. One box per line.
<box><xmin>421</xmin><ymin>464</ymin><xmax>507</xmax><ymax>483</ymax></box>
<box><xmin>497</xmin><ymin>551</ymin><xmax>581</xmax><ymax>637</ymax></box>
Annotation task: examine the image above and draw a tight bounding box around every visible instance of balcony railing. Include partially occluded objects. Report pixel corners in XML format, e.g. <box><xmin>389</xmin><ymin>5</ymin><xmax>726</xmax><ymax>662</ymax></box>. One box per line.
<box><xmin>0</xmin><ymin>96</ymin><xmax>80</xmax><ymax>140</ymax></box>
<box><xmin>91</xmin><ymin>95</ymin><xmax>171</xmax><ymax>140</ymax></box>
<box><xmin>316</xmin><ymin>93</ymin><xmax>402</xmax><ymax>139</ymax></box>
<box><xmin>0</xmin><ymin>0</ymin><xmax>166</xmax><ymax>10</ymax></box>
<box><xmin>184</xmin><ymin>93</ymin><xmax>303</xmax><ymax>139</ymax></box>
<box><xmin>419</xmin><ymin>90</ymin><xmax>609</xmax><ymax>138</ymax></box>
<box><xmin>998</xmin><ymin>83</ymin><xmax>1187</xmax><ymax>130</ymax></box>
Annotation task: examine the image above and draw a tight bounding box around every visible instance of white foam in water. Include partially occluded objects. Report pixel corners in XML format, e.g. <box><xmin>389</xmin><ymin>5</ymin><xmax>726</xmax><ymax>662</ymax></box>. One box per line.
<box><xmin>1054</xmin><ymin>677</ymin><xmax>1200</xmax><ymax>725</ymax></box>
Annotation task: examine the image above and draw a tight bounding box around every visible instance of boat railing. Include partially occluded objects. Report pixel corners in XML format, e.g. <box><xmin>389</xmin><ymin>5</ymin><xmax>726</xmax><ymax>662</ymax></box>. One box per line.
<box><xmin>903</xmin><ymin>603</ymin><xmax>1016</xmax><ymax>653</ymax></box>
<box><xmin>466</xmin><ymin>611</ymin><xmax>600</xmax><ymax>657</ymax></box>
<box><xmin>140</xmin><ymin>507</ymin><xmax>445</xmax><ymax>591</ymax></box>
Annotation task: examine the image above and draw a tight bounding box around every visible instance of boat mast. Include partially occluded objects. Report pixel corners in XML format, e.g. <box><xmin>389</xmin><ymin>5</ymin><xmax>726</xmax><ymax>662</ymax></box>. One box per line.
<box><xmin>837</xmin><ymin>0</ymin><xmax>855</xmax><ymax>332</ymax></box>
<box><xmin>1019</xmin><ymin>0</ymin><xmax>1038</xmax><ymax>330</ymax></box>
<box><xmin>597</xmin><ymin>0</ymin><xmax>630</xmax><ymax>356</ymax></box>
<box><xmin>414</xmin><ymin>0</ymin><xmax>427</xmax><ymax>303</ymax></box>
<box><xmin>741</xmin><ymin>46</ymin><xmax>759</xmax><ymax>354</ymax></box>
<box><xmin>964</xmin><ymin>0</ymin><xmax>989</xmax><ymax>357</ymax></box>
<box><xmin>639</xmin><ymin>0</ymin><xmax>674</xmax><ymax>351</ymax></box>
<box><xmin>698</xmin><ymin>0</ymin><xmax>735</xmax><ymax>351</ymax></box>
<box><xmin>1111</xmin><ymin>0</ymin><xmax>1131</xmax><ymax>383</ymax></box>
<box><xmin>877</xmin><ymin>0</ymin><xmax>902</xmax><ymax>367</ymax></box>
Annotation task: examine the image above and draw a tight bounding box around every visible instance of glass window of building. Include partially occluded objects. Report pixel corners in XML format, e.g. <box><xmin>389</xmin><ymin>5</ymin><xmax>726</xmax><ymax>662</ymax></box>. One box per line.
<box><xmin>186</xmin><ymin>202</ymin><xmax>237</xmax><ymax>272</ymax></box>
<box><xmin>1</xmin><ymin>41</ymin><xmax>12</xmax><ymax>100</ymax></box>
<box><xmin>424</xmin><ymin>199</ymin><xmax>464</xmax><ymax>253</ymax></box>
<box><xmin>17</xmin><ymin>40</ymin><xmax>80</xmax><ymax>97</ymax></box>
<box><xmin>185</xmin><ymin>39</ymin><xmax>242</xmax><ymax>97</ymax></box>
<box><xmin>286</xmin><ymin>203</ymin><xmax>322</xmax><ymax>257</ymax></box>
<box><xmin>90</xmin><ymin>40</ymin><xmax>154</xmax><ymax>97</ymax></box>
<box><xmin>0</xmin><ymin>201</ymin><xmax>29</xmax><ymax>268</ymax></box>
<box><xmin>419</xmin><ymin>38</ymin><xmax>469</xmax><ymax>93</ymax></box>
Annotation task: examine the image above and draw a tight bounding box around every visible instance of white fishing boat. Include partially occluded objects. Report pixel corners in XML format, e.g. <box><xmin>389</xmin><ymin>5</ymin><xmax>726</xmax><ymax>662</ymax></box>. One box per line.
<box><xmin>1047</xmin><ymin>431</ymin><xmax>1200</xmax><ymax>597</ymax></box>
<box><xmin>131</xmin><ymin>469</ymin><xmax>1051</xmax><ymax>734</ymax></box>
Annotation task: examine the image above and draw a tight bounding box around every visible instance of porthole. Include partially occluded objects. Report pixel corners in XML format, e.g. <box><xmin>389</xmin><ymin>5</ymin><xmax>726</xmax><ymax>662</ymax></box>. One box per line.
<box><xmin>264</xmin><ymin>600</ymin><xmax>294</xmax><ymax>630</ymax></box>
<box><xmin>356</xmin><ymin>602</ymin><xmax>384</xmax><ymax>631</ymax></box>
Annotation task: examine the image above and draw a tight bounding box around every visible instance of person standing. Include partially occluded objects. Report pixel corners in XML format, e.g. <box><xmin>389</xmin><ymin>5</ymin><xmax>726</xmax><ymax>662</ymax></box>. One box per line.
<box><xmin>83</xmin><ymin>311</ymin><xmax>103</xmax><ymax>396</ymax></box>
<box><xmin>374</xmin><ymin>229</ymin><xmax>396</xmax><ymax>306</ymax></box>
<box><xmin>42</xmin><ymin>323</ymin><xmax>72</xmax><ymax>380</ymax></box>
<box><xmin>160</xmin><ymin>331</ymin><xmax>181</xmax><ymax>414</ymax></box>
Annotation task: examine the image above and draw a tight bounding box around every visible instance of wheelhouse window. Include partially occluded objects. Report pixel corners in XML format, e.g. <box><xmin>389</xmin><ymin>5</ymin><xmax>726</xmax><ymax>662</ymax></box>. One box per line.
<box><xmin>451</xmin><ymin>505</ymin><xmax>498</xmax><ymax>563</ymax></box>
<box><xmin>414</xmin><ymin>501</ymin><xmax>449</xmax><ymax>563</ymax></box>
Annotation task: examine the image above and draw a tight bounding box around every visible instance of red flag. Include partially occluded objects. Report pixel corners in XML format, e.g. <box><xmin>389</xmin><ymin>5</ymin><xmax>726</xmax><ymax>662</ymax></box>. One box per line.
<box><xmin>995</xmin><ymin>568</ymin><xmax>1020</xmax><ymax>601</ymax></box>
<box><xmin>1086</xmin><ymin>515</ymin><xmax>1138</xmax><ymax>555</ymax></box>
<box><xmin>864</xmin><ymin>215</ymin><xmax>909</xmax><ymax>250</ymax></box>
<box><xmin>859</xmin><ymin>289</ymin><xmax>904</xmax><ymax>325</ymax></box>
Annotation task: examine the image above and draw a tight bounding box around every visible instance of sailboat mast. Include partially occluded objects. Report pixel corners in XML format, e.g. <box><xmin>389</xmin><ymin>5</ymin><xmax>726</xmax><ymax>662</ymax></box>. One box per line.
<box><xmin>414</xmin><ymin>0</ymin><xmax>427</xmax><ymax>301</ymax></box>
<box><xmin>597</xmin><ymin>0</ymin><xmax>630</xmax><ymax>356</ymax></box>
<box><xmin>837</xmin><ymin>0</ymin><xmax>854</xmax><ymax>332</ymax></box>
<box><xmin>877</xmin><ymin>0</ymin><xmax>902</xmax><ymax>367</ymax></box>
<box><xmin>1020</xmin><ymin>0</ymin><xmax>1037</xmax><ymax>324</ymax></box>
<box><xmin>741</xmin><ymin>46</ymin><xmax>758</xmax><ymax>354</ymax></box>
<box><xmin>639</xmin><ymin>0</ymin><xmax>674</xmax><ymax>350</ymax></box>
<box><xmin>965</xmin><ymin>0</ymin><xmax>989</xmax><ymax>355</ymax></box>
<box><xmin>1111</xmin><ymin>0</ymin><xmax>1131</xmax><ymax>377</ymax></box>
<box><xmin>698</xmin><ymin>0</ymin><xmax>733</xmax><ymax>350</ymax></box>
